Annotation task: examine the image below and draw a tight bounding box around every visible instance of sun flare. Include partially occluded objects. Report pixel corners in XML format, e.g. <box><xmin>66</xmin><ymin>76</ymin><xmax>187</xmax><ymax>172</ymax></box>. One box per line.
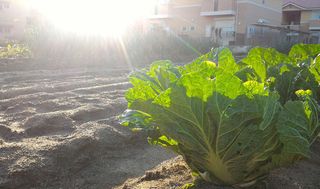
<box><xmin>30</xmin><ymin>0</ymin><xmax>156</xmax><ymax>36</ymax></box>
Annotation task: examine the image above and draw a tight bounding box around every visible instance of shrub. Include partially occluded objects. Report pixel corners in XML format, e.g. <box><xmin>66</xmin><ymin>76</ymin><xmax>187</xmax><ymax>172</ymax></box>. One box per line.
<box><xmin>120</xmin><ymin>44</ymin><xmax>320</xmax><ymax>187</ymax></box>
<box><xmin>0</xmin><ymin>43</ymin><xmax>32</xmax><ymax>59</ymax></box>
<box><xmin>25</xmin><ymin>25</ymin><xmax>216</xmax><ymax>67</ymax></box>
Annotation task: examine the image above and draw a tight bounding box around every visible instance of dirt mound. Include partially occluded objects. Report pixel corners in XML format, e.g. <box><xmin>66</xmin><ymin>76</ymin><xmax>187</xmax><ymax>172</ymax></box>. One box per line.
<box><xmin>0</xmin><ymin>68</ymin><xmax>175</xmax><ymax>189</ymax></box>
<box><xmin>116</xmin><ymin>156</ymin><xmax>193</xmax><ymax>189</ymax></box>
<box><xmin>69</xmin><ymin>101</ymin><xmax>126</xmax><ymax>122</ymax></box>
<box><xmin>22</xmin><ymin>112</ymin><xmax>75</xmax><ymax>136</ymax></box>
<box><xmin>116</xmin><ymin>140</ymin><xmax>320</xmax><ymax>189</ymax></box>
<box><xmin>0</xmin><ymin>124</ymin><xmax>19</xmax><ymax>140</ymax></box>
<box><xmin>0</xmin><ymin>121</ymin><xmax>174</xmax><ymax>189</ymax></box>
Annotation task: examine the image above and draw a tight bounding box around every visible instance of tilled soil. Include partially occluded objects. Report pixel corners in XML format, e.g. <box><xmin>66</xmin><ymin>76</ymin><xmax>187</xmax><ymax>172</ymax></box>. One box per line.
<box><xmin>0</xmin><ymin>66</ymin><xmax>175</xmax><ymax>189</ymax></box>
<box><xmin>1</xmin><ymin>63</ymin><xmax>320</xmax><ymax>189</ymax></box>
<box><xmin>116</xmin><ymin>141</ymin><xmax>320</xmax><ymax>189</ymax></box>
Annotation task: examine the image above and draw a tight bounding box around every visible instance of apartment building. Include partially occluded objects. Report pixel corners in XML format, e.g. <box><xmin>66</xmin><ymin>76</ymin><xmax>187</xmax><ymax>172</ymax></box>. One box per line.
<box><xmin>145</xmin><ymin>0</ymin><xmax>282</xmax><ymax>46</ymax></box>
<box><xmin>0</xmin><ymin>0</ymin><xmax>33</xmax><ymax>42</ymax></box>
<box><xmin>282</xmin><ymin>0</ymin><xmax>320</xmax><ymax>43</ymax></box>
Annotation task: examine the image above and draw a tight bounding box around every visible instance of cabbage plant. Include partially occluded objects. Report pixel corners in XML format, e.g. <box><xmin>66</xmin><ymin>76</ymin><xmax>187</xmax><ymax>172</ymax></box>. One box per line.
<box><xmin>120</xmin><ymin>44</ymin><xmax>320</xmax><ymax>187</ymax></box>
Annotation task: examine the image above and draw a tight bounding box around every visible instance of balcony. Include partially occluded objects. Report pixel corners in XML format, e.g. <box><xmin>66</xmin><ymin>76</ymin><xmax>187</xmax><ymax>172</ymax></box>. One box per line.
<box><xmin>282</xmin><ymin>11</ymin><xmax>301</xmax><ymax>26</ymax></box>
<box><xmin>282</xmin><ymin>24</ymin><xmax>301</xmax><ymax>31</ymax></box>
<box><xmin>148</xmin><ymin>14</ymin><xmax>171</xmax><ymax>19</ymax></box>
<box><xmin>200</xmin><ymin>0</ymin><xmax>236</xmax><ymax>16</ymax></box>
<box><xmin>148</xmin><ymin>3</ymin><xmax>171</xmax><ymax>19</ymax></box>
<box><xmin>280</xmin><ymin>24</ymin><xmax>310</xmax><ymax>35</ymax></box>
<box><xmin>200</xmin><ymin>10</ymin><xmax>235</xmax><ymax>16</ymax></box>
<box><xmin>309</xmin><ymin>20</ymin><xmax>320</xmax><ymax>31</ymax></box>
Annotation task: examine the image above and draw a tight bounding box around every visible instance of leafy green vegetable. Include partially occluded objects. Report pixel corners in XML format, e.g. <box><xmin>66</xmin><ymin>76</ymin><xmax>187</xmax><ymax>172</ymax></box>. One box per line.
<box><xmin>240</xmin><ymin>45</ymin><xmax>320</xmax><ymax>104</ymax></box>
<box><xmin>120</xmin><ymin>44</ymin><xmax>320</xmax><ymax>187</ymax></box>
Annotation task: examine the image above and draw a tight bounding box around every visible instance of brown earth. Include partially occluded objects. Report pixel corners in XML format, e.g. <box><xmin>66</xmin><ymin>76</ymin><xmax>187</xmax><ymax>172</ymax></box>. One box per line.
<box><xmin>0</xmin><ymin>61</ymin><xmax>319</xmax><ymax>189</ymax></box>
<box><xmin>0</xmin><ymin>64</ymin><xmax>175</xmax><ymax>189</ymax></box>
<box><xmin>116</xmin><ymin>141</ymin><xmax>320</xmax><ymax>189</ymax></box>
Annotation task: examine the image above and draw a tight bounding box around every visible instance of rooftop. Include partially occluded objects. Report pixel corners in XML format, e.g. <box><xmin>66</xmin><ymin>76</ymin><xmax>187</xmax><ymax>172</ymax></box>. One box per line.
<box><xmin>283</xmin><ymin>0</ymin><xmax>320</xmax><ymax>9</ymax></box>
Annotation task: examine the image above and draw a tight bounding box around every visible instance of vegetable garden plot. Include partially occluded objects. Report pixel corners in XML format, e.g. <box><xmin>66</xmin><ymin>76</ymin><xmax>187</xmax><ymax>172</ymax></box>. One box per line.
<box><xmin>121</xmin><ymin>44</ymin><xmax>320</xmax><ymax>188</ymax></box>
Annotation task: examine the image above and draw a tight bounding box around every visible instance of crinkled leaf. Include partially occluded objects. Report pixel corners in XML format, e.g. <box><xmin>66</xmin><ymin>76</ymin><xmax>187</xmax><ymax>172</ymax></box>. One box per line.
<box><xmin>242</xmin><ymin>47</ymin><xmax>290</xmax><ymax>82</ymax></box>
<box><xmin>120</xmin><ymin>109</ymin><xmax>154</xmax><ymax>130</ymax></box>
<box><xmin>216</xmin><ymin>48</ymin><xmax>239</xmax><ymax>74</ymax></box>
<box><xmin>243</xmin><ymin>81</ymin><xmax>267</xmax><ymax>98</ymax></box>
<box><xmin>310</xmin><ymin>54</ymin><xmax>320</xmax><ymax>82</ymax></box>
<box><xmin>126</xmin><ymin>61</ymin><xmax>180</xmax><ymax>107</ymax></box>
<box><xmin>179</xmin><ymin>61</ymin><xmax>216</xmax><ymax>101</ymax></box>
<box><xmin>276</xmin><ymin>101</ymin><xmax>318</xmax><ymax>157</ymax></box>
<box><xmin>214</xmin><ymin>71</ymin><xmax>245</xmax><ymax>99</ymax></box>
<box><xmin>268</xmin><ymin>64</ymin><xmax>320</xmax><ymax>104</ymax></box>
<box><xmin>148</xmin><ymin>60</ymin><xmax>181</xmax><ymax>89</ymax></box>
<box><xmin>289</xmin><ymin>44</ymin><xmax>320</xmax><ymax>63</ymax></box>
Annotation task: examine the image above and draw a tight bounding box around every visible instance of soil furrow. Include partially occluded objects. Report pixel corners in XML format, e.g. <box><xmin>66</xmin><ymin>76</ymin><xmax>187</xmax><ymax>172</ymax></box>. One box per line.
<box><xmin>0</xmin><ymin>67</ymin><xmax>173</xmax><ymax>189</ymax></box>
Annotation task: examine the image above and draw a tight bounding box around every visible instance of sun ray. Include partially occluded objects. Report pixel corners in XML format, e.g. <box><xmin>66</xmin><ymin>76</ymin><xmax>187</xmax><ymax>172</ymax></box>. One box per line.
<box><xmin>29</xmin><ymin>0</ymin><xmax>156</xmax><ymax>37</ymax></box>
<box><xmin>118</xmin><ymin>36</ymin><xmax>134</xmax><ymax>71</ymax></box>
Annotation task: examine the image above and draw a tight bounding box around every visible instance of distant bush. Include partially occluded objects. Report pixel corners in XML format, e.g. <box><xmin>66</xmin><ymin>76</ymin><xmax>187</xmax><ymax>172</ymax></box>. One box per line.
<box><xmin>0</xmin><ymin>43</ymin><xmax>32</xmax><ymax>59</ymax></box>
<box><xmin>273</xmin><ymin>38</ymin><xmax>296</xmax><ymax>54</ymax></box>
<box><xmin>123</xmin><ymin>32</ymin><xmax>217</xmax><ymax>67</ymax></box>
<box><xmin>25</xmin><ymin>26</ymin><xmax>216</xmax><ymax>67</ymax></box>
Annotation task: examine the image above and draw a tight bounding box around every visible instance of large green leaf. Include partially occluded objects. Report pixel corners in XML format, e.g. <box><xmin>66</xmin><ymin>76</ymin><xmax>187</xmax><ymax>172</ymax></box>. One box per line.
<box><xmin>289</xmin><ymin>44</ymin><xmax>320</xmax><ymax>63</ymax></box>
<box><xmin>309</xmin><ymin>54</ymin><xmax>320</xmax><ymax>82</ymax></box>
<box><xmin>126</xmin><ymin>60</ymin><xmax>180</xmax><ymax>107</ymax></box>
<box><xmin>241</xmin><ymin>47</ymin><xmax>290</xmax><ymax>82</ymax></box>
<box><xmin>216</xmin><ymin>47</ymin><xmax>239</xmax><ymax>74</ymax></box>
<box><xmin>276</xmin><ymin>101</ymin><xmax>312</xmax><ymax>156</ymax></box>
<box><xmin>267</xmin><ymin>64</ymin><xmax>320</xmax><ymax>104</ymax></box>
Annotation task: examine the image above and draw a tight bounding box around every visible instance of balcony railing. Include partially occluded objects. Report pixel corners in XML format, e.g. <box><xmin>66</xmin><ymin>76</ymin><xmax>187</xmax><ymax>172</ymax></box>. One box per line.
<box><xmin>200</xmin><ymin>10</ymin><xmax>235</xmax><ymax>16</ymax></box>
<box><xmin>148</xmin><ymin>14</ymin><xmax>171</xmax><ymax>19</ymax></box>
<box><xmin>282</xmin><ymin>20</ymin><xmax>301</xmax><ymax>25</ymax></box>
<box><xmin>280</xmin><ymin>24</ymin><xmax>310</xmax><ymax>34</ymax></box>
<box><xmin>310</xmin><ymin>20</ymin><xmax>320</xmax><ymax>30</ymax></box>
<box><xmin>282</xmin><ymin>24</ymin><xmax>301</xmax><ymax>31</ymax></box>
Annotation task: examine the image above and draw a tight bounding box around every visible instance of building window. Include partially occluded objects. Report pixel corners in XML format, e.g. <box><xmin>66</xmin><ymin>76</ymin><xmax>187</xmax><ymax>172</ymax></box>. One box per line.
<box><xmin>0</xmin><ymin>26</ymin><xmax>12</xmax><ymax>33</ymax></box>
<box><xmin>154</xmin><ymin>6</ymin><xmax>159</xmax><ymax>15</ymax></box>
<box><xmin>182</xmin><ymin>26</ymin><xmax>187</xmax><ymax>31</ymax></box>
<box><xmin>26</xmin><ymin>17</ymin><xmax>34</xmax><ymax>25</ymax></box>
<box><xmin>311</xmin><ymin>10</ymin><xmax>320</xmax><ymax>20</ymax></box>
<box><xmin>4</xmin><ymin>27</ymin><xmax>10</xmax><ymax>33</ymax></box>
<box><xmin>150</xmin><ymin>23</ymin><xmax>162</xmax><ymax>32</ymax></box>
<box><xmin>0</xmin><ymin>1</ymin><xmax>10</xmax><ymax>10</ymax></box>
<box><xmin>4</xmin><ymin>2</ymin><xmax>9</xmax><ymax>8</ymax></box>
<box><xmin>190</xmin><ymin>26</ymin><xmax>195</xmax><ymax>31</ymax></box>
<box><xmin>205</xmin><ymin>25</ymin><xmax>212</xmax><ymax>37</ymax></box>
<box><xmin>223</xmin><ymin>27</ymin><xmax>235</xmax><ymax>38</ymax></box>
<box><xmin>214</xmin><ymin>0</ymin><xmax>218</xmax><ymax>11</ymax></box>
<box><xmin>249</xmin><ymin>27</ymin><xmax>255</xmax><ymax>33</ymax></box>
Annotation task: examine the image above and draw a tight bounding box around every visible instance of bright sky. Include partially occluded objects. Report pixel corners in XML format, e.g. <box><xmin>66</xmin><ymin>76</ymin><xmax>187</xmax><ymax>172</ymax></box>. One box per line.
<box><xmin>29</xmin><ymin>0</ymin><xmax>156</xmax><ymax>36</ymax></box>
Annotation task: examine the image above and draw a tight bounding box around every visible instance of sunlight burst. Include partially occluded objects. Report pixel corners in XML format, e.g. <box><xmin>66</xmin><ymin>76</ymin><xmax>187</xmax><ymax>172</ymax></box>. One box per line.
<box><xmin>30</xmin><ymin>0</ymin><xmax>156</xmax><ymax>36</ymax></box>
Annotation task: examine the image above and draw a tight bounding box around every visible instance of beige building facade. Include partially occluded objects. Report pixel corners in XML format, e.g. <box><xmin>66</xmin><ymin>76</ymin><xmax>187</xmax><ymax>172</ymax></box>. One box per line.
<box><xmin>145</xmin><ymin>0</ymin><xmax>282</xmax><ymax>45</ymax></box>
<box><xmin>282</xmin><ymin>0</ymin><xmax>320</xmax><ymax>43</ymax></box>
<box><xmin>0</xmin><ymin>0</ymin><xmax>32</xmax><ymax>42</ymax></box>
